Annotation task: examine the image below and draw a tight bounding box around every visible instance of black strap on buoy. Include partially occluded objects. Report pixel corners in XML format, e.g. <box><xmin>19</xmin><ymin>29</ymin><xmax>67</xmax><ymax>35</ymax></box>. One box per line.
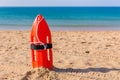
<box><xmin>31</xmin><ymin>44</ymin><xmax>52</xmax><ymax>50</ymax></box>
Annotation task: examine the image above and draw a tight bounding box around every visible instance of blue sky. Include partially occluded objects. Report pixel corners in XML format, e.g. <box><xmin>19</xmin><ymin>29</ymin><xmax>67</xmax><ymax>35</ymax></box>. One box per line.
<box><xmin>0</xmin><ymin>0</ymin><xmax>120</xmax><ymax>6</ymax></box>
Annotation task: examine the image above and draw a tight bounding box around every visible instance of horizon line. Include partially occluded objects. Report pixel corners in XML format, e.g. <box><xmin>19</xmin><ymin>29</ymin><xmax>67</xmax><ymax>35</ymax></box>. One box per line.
<box><xmin>0</xmin><ymin>6</ymin><xmax>120</xmax><ymax>7</ymax></box>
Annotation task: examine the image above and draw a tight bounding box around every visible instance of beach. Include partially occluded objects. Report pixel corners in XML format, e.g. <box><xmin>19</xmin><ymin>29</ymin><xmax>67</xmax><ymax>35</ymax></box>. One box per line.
<box><xmin>0</xmin><ymin>30</ymin><xmax>120</xmax><ymax>80</ymax></box>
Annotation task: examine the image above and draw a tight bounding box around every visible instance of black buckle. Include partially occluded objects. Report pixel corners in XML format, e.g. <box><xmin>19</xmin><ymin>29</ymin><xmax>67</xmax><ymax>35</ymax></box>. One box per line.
<box><xmin>31</xmin><ymin>44</ymin><xmax>52</xmax><ymax>50</ymax></box>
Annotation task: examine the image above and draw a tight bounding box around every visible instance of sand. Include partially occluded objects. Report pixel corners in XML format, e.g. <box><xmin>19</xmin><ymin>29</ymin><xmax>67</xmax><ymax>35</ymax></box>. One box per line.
<box><xmin>0</xmin><ymin>30</ymin><xmax>120</xmax><ymax>80</ymax></box>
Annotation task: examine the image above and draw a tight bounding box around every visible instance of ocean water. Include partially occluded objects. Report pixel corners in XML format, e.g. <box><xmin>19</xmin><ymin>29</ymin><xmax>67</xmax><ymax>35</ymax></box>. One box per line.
<box><xmin>0</xmin><ymin>7</ymin><xmax>120</xmax><ymax>30</ymax></box>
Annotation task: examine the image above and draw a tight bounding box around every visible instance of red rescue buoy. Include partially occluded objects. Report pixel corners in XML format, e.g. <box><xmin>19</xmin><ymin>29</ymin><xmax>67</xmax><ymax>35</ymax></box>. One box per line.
<box><xmin>30</xmin><ymin>15</ymin><xmax>53</xmax><ymax>70</ymax></box>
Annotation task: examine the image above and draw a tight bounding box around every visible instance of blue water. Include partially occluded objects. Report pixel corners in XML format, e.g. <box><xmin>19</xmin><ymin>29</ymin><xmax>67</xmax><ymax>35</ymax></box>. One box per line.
<box><xmin>0</xmin><ymin>7</ymin><xmax>120</xmax><ymax>30</ymax></box>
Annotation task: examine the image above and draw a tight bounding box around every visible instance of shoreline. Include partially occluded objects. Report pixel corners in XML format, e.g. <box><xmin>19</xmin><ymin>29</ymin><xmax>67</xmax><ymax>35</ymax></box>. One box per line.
<box><xmin>1</xmin><ymin>25</ymin><xmax>120</xmax><ymax>31</ymax></box>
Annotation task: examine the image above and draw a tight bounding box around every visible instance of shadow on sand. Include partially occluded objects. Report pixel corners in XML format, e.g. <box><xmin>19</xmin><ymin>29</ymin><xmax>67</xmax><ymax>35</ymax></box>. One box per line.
<box><xmin>53</xmin><ymin>66</ymin><xmax>120</xmax><ymax>73</ymax></box>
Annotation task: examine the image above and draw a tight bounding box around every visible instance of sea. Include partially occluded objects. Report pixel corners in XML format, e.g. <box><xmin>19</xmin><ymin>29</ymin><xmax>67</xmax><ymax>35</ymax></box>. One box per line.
<box><xmin>0</xmin><ymin>7</ymin><xmax>120</xmax><ymax>30</ymax></box>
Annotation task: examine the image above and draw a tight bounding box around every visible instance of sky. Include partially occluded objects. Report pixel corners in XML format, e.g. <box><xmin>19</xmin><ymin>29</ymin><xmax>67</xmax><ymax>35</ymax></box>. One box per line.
<box><xmin>0</xmin><ymin>0</ymin><xmax>120</xmax><ymax>7</ymax></box>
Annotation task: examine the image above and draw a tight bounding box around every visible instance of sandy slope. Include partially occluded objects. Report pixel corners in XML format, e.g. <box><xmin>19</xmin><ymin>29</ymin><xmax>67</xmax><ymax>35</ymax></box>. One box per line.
<box><xmin>0</xmin><ymin>30</ymin><xmax>120</xmax><ymax>80</ymax></box>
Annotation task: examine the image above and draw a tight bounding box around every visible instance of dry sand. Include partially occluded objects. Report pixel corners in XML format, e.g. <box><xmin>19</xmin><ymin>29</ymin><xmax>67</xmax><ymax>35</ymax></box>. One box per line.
<box><xmin>0</xmin><ymin>30</ymin><xmax>120</xmax><ymax>80</ymax></box>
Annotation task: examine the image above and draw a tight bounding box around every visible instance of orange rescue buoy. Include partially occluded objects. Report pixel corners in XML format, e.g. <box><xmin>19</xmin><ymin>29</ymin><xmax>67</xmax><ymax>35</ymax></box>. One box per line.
<box><xmin>30</xmin><ymin>15</ymin><xmax>53</xmax><ymax>70</ymax></box>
